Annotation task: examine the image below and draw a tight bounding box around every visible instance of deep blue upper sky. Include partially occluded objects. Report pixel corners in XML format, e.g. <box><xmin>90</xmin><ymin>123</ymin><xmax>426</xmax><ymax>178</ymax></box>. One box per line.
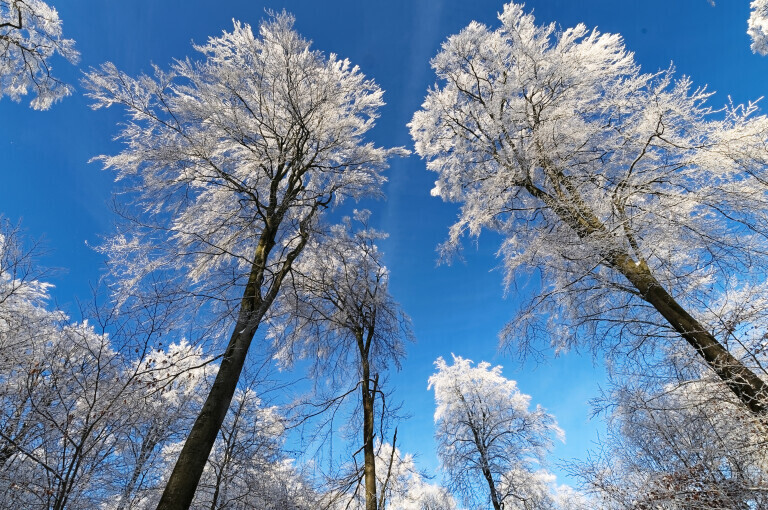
<box><xmin>1</xmin><ymin>0</ymin><xmax>764</xmax><ymax>487</ymax></box>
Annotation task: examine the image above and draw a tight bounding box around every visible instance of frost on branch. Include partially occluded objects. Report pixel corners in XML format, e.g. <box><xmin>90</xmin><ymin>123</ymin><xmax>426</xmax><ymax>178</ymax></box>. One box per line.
<box><xmin>85</xmin><ymin>13</ymin><xmax>404</xmax><ymax>324</ymax></box>
<box><xmin>269</xmin><ymin>211</ymin><xmax>411</xmax><ymax>376</ymax></box>
<box><xmin>428</xmin><ymin>355</ymin><xmax>569</xmax><ymax>510</ymax></box>
<box><xmin>324</xmin><ymin>442</ymin><xmax>458</xmax><ymax>510</ymax></box>
<box><xmin>0</xmin><ymin>220</ymin><xmax>60</xmax><ymax>345</ymax></box>
<box><xmin>86</xmin><ymin>13</ymin><xmax>404</xmax><ymax>506</ymax></box>
<box><xmin>0</xmin><ymin>231</ymin><xmax>216</xmax><ymax>509</ymax></box>
<box><xmin>577</xmin><ymin>361</ymin><xmax>768</xmax><ymax>508</ymax></box>
<box><xmin>411</xmin><ymin>2</ymin><xmax>768</xmax><ymax>415</ymax></box>
<box><xmin>749</xmin><ymin>0</ymin><xmax>768</xmax><ymax>55</ymax></box>
<box><xmin>268</xmin><ymin>211</ymin><xmax>412</xmax><ymax>510</ymax></box>
<box><xmin>0</xmin><ymin>0</ymin><xmax>78</xmax><ymax>109</ymax></box>
<box><xmin>155</xmin><ymin>388</ymin><xmax>308</xmax><ymax>510</ymax></box>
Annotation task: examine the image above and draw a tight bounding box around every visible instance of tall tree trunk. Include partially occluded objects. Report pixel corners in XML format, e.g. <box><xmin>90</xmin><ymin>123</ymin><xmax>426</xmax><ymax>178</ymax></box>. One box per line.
<box><xmin>481</xmin><ymin>465</ymin><xmax>503</xmax><ymax>510</ymax></box>
<box><xmin>155</xmin><ymin>293</ymin><xmax>265</xmax><ymax>510</ymax></box>
<box><xmin>458</xmin><ymin>391</ymin><xmax>502</xmax><ymax>510</ymax></box>
<box><xmin>470</xmin><ymin>420</ymin><xmax>502</xmax><ymax>510</ymax></box>
<box><xmin>156</xmin><ymin>210</ymin><xmax>312</xmax><ymax>510</ymax></box>
<box><xmin>360</xmin><ymin>337</ymin><xmax>378</xmax><ymax>510</ymax></box>
<box><xmin>611</xmin><ymin>254</ymin><xmax>768</xmax><ymax>415</ymax></box>
<box><xmin>525</xmin><ymin>174</ymin><xmax>768</xmax><ymax>416</ymax></box>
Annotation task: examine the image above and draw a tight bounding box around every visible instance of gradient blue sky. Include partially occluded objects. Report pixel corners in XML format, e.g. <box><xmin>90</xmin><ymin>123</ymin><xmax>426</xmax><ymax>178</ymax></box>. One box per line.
<box><xmin>1</xmin><ymin>0</ymin><xmax>765</xmax><ymax>488</ymax></box>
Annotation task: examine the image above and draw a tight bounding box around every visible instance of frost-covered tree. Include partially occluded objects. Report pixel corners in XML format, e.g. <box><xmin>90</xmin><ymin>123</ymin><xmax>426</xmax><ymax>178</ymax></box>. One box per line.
<box><xmin>192</xmin><ymin>387</ymin><xmax>283</xmax><ymax>509</ymax></box>
<box><xmin>85</xmin><ymin>11</ymin><xmax>402</xmax><ymax>508</ymax></box>
<box><xmin>576</xmin><ymin>353</ymin><xmax>768</xmax><ymax>509</ymax></box>
<box><xmin>749</xmin><ymin>0</ymin><xmax>768</xmax><ymax>55</ymax></box>
<box><xmin>190</xmin><ymin>385</ymin><xmax>308</xmax><ymax>510</ymax></box>
<box><xmin>0</xmin><ymin>220</ymin><xmax>210</xmax><ymax>509</ymax></box>
<box><xmin>0</xmin><ymin>221</ymin><xmax>104</xmax><ymax>509</ymax></box>
<box><xmin>270</xmin><ymin>212</ymin><xmax>412</xmax><ymax>510</ymax></box>
<box><xmin>373</xmin><ymin>443</ymin><xmax>458</xmax><ymax>510</ymax></box>
<box><xmin>128</xmin><ymin>381</ymin><xmax>316</xmax><ymax>510</ymax></box>
<box><xmin>0</xmin><ymin>221</ymin><xmax>213</xmax><ymax>509</ymax></box>
<box><xmin>0</xmin><ymin>217</ymin><xmax>56</xmax><ymax>368</ymax></box>
<box><xmin>1</xmin><ymin>333</ymin><xmax>214</xmax><ymax>510</ymax></box>
<box><xmin>0</xmin><ymin>321</ymin><xmax>119</xmax><ymax>510</ymax></box>
<box><xmin>410</xmin><ymin>2</ymin><xmax>768</xmax><ymax>416</ymax></box>
<box><xmin>428</xmin><ymin>355</ymin><xmax>564</xmax><ymax>510</ymax></box>
<box><xmin>0</xmin><ymin>0</ymin><xmax>78</xmax><ymax>109</ymax></box>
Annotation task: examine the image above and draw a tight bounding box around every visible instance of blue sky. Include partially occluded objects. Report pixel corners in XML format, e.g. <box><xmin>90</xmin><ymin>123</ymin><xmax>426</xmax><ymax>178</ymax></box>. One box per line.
<box><xmin>1</xmin><ymin>0</ymin><xmax>765</xmax><ymax>489</ymax></box>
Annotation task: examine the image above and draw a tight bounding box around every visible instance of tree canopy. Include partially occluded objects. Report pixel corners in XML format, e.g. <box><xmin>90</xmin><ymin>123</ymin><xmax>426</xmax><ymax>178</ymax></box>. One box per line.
<box><xmin>749</xmin><ymin>0</ymin><xmax>768</xmax><ymax>55</ymax></box>
<box><xmin>411</xmin><ymin>1</ymin><xmax>768</xmax><ymax>415</ymax></box>
<box><xmin>0</xmin><ymin>0</ymin><xmax>78</xmax><ymax>109</ymax></box>
<box><xmin>85</xmin><ymin>12</ymin><xmax>404</xmax><ymax>509</ymax></box>
<box><xmin>428</xmin><ymin>355</ymin><xmax>568</xmax><ymax>510</ymax></box>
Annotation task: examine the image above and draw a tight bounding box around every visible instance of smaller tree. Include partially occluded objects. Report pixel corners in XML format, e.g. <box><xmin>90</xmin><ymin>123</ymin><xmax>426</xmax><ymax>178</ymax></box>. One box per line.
<box><xmin>0</xmin><ymin>0</ymin><xmax>78</xmax><ymax>109</ymax></box>
<box><xmin>428</xmin><ymin>355</ymin><xmax>564</xmax><ymax>510</ymax></box>
<box><xmin>270</xmin><ymin>211</ymin><xmax>412</xmax><ymax>510</ymax></box>
<box><xmin>372</xmin><ymin>442</ymin><xmax>457</xmax><ymax>510</ymax></box>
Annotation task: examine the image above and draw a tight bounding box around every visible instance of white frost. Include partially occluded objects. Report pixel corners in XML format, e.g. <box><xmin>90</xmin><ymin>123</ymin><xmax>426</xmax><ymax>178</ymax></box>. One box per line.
<box><xmin>749</xmin><ymin>0</ymin><xmax>768</xmax><ymax>55</ymax></box>
<box><xmin>0</xmin><ymin>0</ymin><xmax>79</xmax><ymax>108</ymax></box>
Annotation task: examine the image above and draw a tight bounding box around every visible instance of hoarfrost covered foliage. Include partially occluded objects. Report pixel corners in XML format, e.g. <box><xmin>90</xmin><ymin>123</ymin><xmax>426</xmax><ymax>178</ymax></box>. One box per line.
<box><xmin>0</xmin><ymin>222</ymin><xmax>60</xmax><ymax>341</ymax></box>
<box><xmin>0</xmin><ymin>317</ymin><xmax>215</xmax><ymax>508</ymax></box>
<box><xmin>749</xmin><ymin>0</ymin><xmax>768</xmax><ymax>55</ymax></box>
<box><xmin>579</xmin><ymin>367</ymin><xmax>768</xmax><ymax>509</ymax></box>
<box><xmin>0</xmin><ymin>220</ymin><xmax>222</xmax><ymax>509</ymax></box>
<box><xmin>428</xmin><ymin>355</ymin><xmax>573</xmax><ymax>510</ymax></box>
<box><xmin>270</xmin><ymin>211</ymin><xmax>411</xmax><ymax>377</ymax></box>
<box><xmin>85</xmin><ymin>12</ymin><xmax>403</xmax><ymax>316</ymax></box>
<box><xmin>86</xmin><ymin>13</ymin><xmax>404</xmax><ymax>505</ymax></box>
<box><xmin>269</xmin><ymin>211</ymin><xmax>412</xmax><ymax>510</ymax></box>
<box><xmin>410</xmin><ymin>2</ymin><xmax>768</xmax><ymax>414</ymax></box>
<box><xmin>0</xmin><ymin>0</ymin><xmax>78</xmax><ymax>109</ymax></box>
<box><xmin>122</xmin><ymin>389</ymin><xmax>316</xmax><ymax>510</ymax></box>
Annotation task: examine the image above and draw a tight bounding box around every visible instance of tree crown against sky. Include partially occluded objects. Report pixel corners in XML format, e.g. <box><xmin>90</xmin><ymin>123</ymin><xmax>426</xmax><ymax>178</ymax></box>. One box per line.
<box><xmin>0</xmin><ymin>219</ymin><xmax>58</xmax><ymax>337</ymax></box>
<box><xmin>85</xmin><ymin>12</ymin><xmax>406</xmax><ymax>508</ymax></box>
<box><xmin>410</xmin><ymin>2</ymin><xmax>768</xmax><ymax>414</ymax></box>
<box><xmin>428</xmin><ymin>355</ymin><xmax>567</xmax><ymax>510</ymax></box>
<box><xmin>0</xmin><ymin>0</ymin><xmax>78</xmax><ymax>109</ymax></box>
<box><xmin>269</xmin><ymin>211</ymin><xmax>411</xmax><ymax>379</ymax></box>
<box><xmin>85</xmin><ymin>13</ymin><xmax>403</xmax><ymax>317</ymax></box>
